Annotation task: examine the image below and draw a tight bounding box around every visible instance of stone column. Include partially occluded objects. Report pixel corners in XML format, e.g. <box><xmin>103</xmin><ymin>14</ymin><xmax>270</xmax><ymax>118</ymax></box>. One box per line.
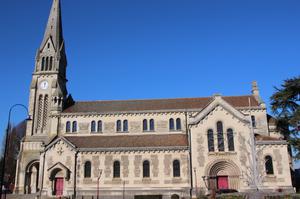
<box><xmin>30</xmin><ymin>167</ymin><xmax>37</xmax><ymax>193</ymax></box>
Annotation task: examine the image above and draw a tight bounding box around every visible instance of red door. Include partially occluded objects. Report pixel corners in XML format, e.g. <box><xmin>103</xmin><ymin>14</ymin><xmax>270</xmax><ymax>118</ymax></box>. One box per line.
<box><xmin>55</xmin><ymin>178</ymin><xmax>64</xmax><ymax>196</ymax></box>
<box><xmin>217</xmin><ymin>176</ymin><xmax>228</xmax><ymax>189</ymax></box>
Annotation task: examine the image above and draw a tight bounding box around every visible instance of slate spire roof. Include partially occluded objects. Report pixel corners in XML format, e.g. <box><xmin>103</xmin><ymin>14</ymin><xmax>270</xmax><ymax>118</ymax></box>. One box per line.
<box><xmin>40</xmin><ymin>0</ymin><xmax>64</xmax><ymax>51</ymax></box>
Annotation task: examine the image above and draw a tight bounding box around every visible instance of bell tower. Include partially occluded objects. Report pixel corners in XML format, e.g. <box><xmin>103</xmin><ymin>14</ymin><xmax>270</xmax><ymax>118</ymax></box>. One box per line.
<box><xmin>27</xmin><ymin>0</ymin><xmax>68</xmax><ymax>138</ymax></box>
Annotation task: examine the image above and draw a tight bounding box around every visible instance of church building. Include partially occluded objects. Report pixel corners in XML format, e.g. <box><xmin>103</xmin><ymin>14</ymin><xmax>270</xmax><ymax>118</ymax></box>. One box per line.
<box><xmin>14</xmin><ymin>0</ymin><xmax>294</xmax><ymax>198</ymax></box>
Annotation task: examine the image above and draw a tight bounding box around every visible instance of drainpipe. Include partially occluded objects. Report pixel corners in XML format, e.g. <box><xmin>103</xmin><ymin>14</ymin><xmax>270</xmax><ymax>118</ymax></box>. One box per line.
<box><xmin>74</xmin><ymin>151</ymin><xmax>78</xmax><ymax>198</ymax></box>
<box><xmin>185</xmin><ymin>111</ymin><xmax>193</xmax><ymax>198</ymax></box>
<box><xmin>40</xmin><ymin>149</ymin><xmax>46</xmax><ymax>197</ymax></box>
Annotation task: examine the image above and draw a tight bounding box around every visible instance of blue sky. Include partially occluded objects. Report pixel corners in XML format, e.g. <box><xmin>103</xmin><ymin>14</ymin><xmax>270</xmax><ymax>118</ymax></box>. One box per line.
<box><xmin>0</xmin><ymin>0</ymin><xmax>299</xmax><ymax>166</ymax></box>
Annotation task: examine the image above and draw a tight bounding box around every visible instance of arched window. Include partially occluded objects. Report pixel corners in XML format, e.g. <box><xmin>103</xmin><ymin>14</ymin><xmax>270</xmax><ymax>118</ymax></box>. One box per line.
<box><xmin>123</xmin><ymin>120</ymin><xmax>128</xmax><ymax>132</ymax></box>
<box><xmin>143</xmin><ymin>119</ymin><xmax>148</xmax><ymax>131</ymax></box>
<box><xmin>149</xmin><ymin>119</ymin><xmax>154</xmax><ymax>131</ymax></box>
<box><xmin>143</xmin><ymin>160</ymin><xmax>150</xmax><ymax>178</ymax></box>
<box><xmin>66</xmin><ymin>121</ymin><xmax>71</xmax><ymax>132</ymax></box>
<box><xmin>207</xmin><ymin>129</ymin><xmax>214</xmax><ymax>152</ymax></box>
<box><xmin>173</xmin><ymin>160</ymin><xmax>180</xmax><ymax>177</ymax></box>
<box><xmin>45</xmin><ymin>57</ymin><xmax>49</xmax><ymax>71</ymax></box>
<box><xmin>251</xmin><ymin>115</ymin><xmax>256</xmax><ymax>127</ymax></box>
<box><xmin>116</xmin><ymin>120</ymin><xmax>121</xmax><ymax>132</ymax></box>
<box><xmin>265</xmin><ymin>156</ymin><xmax>274</xmax><ymax>175</ymax></box>
<box><xmin>97</xmin><ymin>120</ymin><xmax>102</xmax><ymax>132</ymax></box>
<box><xmin>227</xmin><ymin>128</ymin><xmax>235</xmax><ymax>151</ymax></box>
<box><xmin>72</xmin><ymin>121</ymin><xmax>77</xmax><ymax>132</ymax></box>
<box><xmin>217</xmin><ymin>121</ymin><xmax>224</xmax><ymax>151</ymax></box>
<box><xmin>84</xmin><ymin>161</ymin><xmax>91</xmax><ymax>178</ymax></box>
<box><xmin>169</xmin><ymin>118</ymin><xmax>174</xmax><ymax>131</ymax></box>
<box><xmin>113</xmin><ymin>161</ymin><xmax>120</xmax><ymax>178</ymax></box>
<box><xmin>176</xmin><ymin>118</ymin><xmax>181</xmax><ymax>130</ymax></box>
<box><xmin>41</xmin><ymin>57</ymin><xmax>45</xmax><ymax>71</ymax></box>
<box><xmin>49</xmin><ymin>57</ymin><xmax>53</xmax><ymax>70</ymax></box>
<box><xmin>91</xmin><ymin>121</ymin><xmax>96</xmax><ymax>132</ymax></box>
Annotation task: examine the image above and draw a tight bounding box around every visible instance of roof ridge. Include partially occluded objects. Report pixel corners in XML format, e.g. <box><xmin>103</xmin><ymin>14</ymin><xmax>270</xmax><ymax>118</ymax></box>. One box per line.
<box><xmin>74</xmin><ymin>94</ymin><xmax>254</xmax><ymax>103</ymax></box>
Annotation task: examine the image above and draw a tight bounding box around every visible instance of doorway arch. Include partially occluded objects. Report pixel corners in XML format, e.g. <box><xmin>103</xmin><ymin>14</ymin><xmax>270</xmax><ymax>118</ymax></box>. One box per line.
<box><xmin>205</xmin><ymin>159</ymin><xmax>240</xmax><ymax>190</ymax></box>
<box><xmin>24</xmin><ymin>160</ymin><xmax>40</xmax><ymax>194</ymax></box>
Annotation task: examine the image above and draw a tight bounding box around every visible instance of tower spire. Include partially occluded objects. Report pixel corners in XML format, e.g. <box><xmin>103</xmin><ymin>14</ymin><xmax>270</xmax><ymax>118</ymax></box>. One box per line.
<box><xmin>40</xmin><ymin>0</ymin><xmax>64</xmax><ymax>51</ymax></box>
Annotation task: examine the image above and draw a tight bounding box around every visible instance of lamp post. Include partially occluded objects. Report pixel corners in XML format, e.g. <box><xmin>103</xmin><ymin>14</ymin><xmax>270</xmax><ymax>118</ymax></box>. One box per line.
<box><xmin>0</xmin><ymin>104</ymin><xmax>31</xmax><ymax>199</ymax></box>
<box><xmin>97</xmin><ymin>169</ymin><xmax>102</xmax><ymax>199</ymax></box>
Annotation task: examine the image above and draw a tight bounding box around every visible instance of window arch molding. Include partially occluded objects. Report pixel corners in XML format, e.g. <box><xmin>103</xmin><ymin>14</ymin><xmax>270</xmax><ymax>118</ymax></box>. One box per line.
<box><xmin>143</xmin><ymin>119</ymin><xmax>148</xmax><ymax>131</ymax></box>
<box><xmin>207</xmin><ymin>129</ymin><xmax>214</xmax><ymax>152</ymax></box>
<box><xmin>169</xmin><ymin>118</ymin><xmax>175</xmax><ymax>131</ymax></box>
<box><xmin>113</xmin><ymin>160</ymin><xmax>121</xmax><ymax>178</ymax></box>
<box><xmin>72</xmin><ymin>121</ymin><xmax>77</xmax><ymax>132</ymax></box>
<box><xmin>142</xmin><ymin>160</ymin><xmax>150</xmax><ymax>178</ymax></box>
<box><xmin>173</xmin><ymin>159</ymin><xmax>180</xmax><ymax>177</ymax></box>
<box><xmin>175</xmin><ymin>118</ymin><xmax>181</xmax><ymax>130</ymax></box>
<box><xmin>216</xmin><ymin>121</ymin><xmax>225</xmax><ymax>152</ymax></box>
<box><xmin>84</xmin><ymin>161</ymin><xmax>92</xmax><ymax>178</ymax></box>
<box><xmin>227</xmin><ymin>128</ymin><xmax>235</xmax><ymax>151</ymax></box>
<box><xmin>265</xmin><ymin>155</ymin><xmax>274</xmax><ymax>175</ymax></box>
<box><xmin>91</xmin><ymin>120</ymin><xmax>96</xmax><ymax>132</ymax></box>
<box><xmin>66</xmin><ymin>121</ymin><xmax>71</xmax><ymax>132</ymax></box>
<box><xmin>97</xmin><ymin>120</ymin><xmax>102</xmax><ymax>132</ymax></box>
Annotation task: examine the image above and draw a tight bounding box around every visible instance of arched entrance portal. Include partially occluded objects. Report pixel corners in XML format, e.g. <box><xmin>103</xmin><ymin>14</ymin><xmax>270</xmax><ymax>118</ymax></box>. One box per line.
<box><xmin>25</xmin><ymin>160</ymin><xmax>40</xmax><ymax>194</ymax></box>
<box><xmin>50</xmin><ymin>168</ymin><xmax>64</xmax><ymax>196</ymax></box>
<box><xmin>48</xmin><ymin>162</ymin><xmax>70</xmax><ymax>196</ymax></box>
<box><xmin>206</xmin><ymin>160</ymin><xmax>240</xmax><ymax>191</ymax></box>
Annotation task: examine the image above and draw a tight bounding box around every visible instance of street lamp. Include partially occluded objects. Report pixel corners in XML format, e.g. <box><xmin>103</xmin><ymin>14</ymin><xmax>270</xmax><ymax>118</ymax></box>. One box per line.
<box><xmin>0</xmin><ymin>104</ymin><xmax>31</xmax><ymax>199</ymax></box>
<box><xmin>97</xmin><ymin>169</ymin><xmax>103</xmax><ymax>199</ymax></box>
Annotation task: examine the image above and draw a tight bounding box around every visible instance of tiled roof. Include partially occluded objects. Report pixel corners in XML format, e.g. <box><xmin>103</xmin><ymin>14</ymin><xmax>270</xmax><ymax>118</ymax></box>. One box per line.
<box><xmin>64</xmin><ymin>134</ymin><xmax>188</xmax><ymax>149</ymax></box>
<box><xmin>63</xmin><ymin>95</ymin><xmax>259</xmax><ymax>114</ymax></box>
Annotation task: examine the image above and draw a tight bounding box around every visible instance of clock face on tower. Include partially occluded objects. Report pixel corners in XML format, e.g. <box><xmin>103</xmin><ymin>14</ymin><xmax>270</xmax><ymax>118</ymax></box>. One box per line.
<box><xmin>40</xmin><ymin>80</ymin><xmax>49</xmax><ymax>90</ymax></box>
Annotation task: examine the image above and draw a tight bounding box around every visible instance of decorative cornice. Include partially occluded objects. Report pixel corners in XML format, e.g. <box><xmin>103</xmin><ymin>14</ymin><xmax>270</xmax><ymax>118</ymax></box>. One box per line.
<box><xmin>256</xmin><ymin>140</ymin><xmax>287</xmax><ymax>145</ymax></box>
<box><xmin>78</xmin><ymin>146</ymin><xmax>188</xmax><ymax>153</ymax></box>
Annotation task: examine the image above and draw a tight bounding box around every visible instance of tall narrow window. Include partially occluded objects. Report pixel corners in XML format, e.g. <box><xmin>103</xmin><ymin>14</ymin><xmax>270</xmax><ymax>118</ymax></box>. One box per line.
<box><xmin>217</xmin><ymin>121</ymin><xmax>224</xmax><ymax>151</ymax></box>
<box><xmin>42</xmin><ymin>95</ymin><xmax>48</xmax><ymax>129</ymax></box>
<box><xmin>72</xmin><ymin>121</ymin><xmax>77</xmax><ymax>132</ymax></box>
<box><xmin>149</xmin><ymin>119</ymin><xmax>154</xmax><ymax>131</ymax></box>
<box><xmin>173</xmin><ymin>160</ymin><xmax>180</xmax><ymax>177</ymax></box>
<box><xmin>207</xmin><ymin>129</ymin><xmax>214</xmax><ymax>152</ymax></box>
<box><xmin>45</xmin><ymin>57</ymin><xmax>49</xmax><ymax>71</ymax></box>
<box><xmin>37</xmin><ymin>95</ymin><xmax>43</xmax><ymax>130</ymax></box>
<box><xmin>251</xmin><ymin>115</ymin><xmax>256</xmax><ymax>127</ymax></box>
<box><xmin>49</xmin><ymin>57</ymin><xmax>53</xmax><ymax>70</ymax></box>
<box><xmin>143</xmin><ymin>119</ymin><xmax>148</xmax><ymax>131</ymax></box>
<box><xmin>176</xmin><ymin>118</ymin><xmax>181</xmax><ymax>130</ymax></box>
<box><xmin>227</xmin><ymin>128</ymin><xmax>235</xmax><ymax>151</ymax></box>
<box><xmin>265</xmin><ymin>156</ymin><xmax>274</xmax><ymax>175</ymax></box>
<box><xmin>116</xmin><ymin>120</ymin><xmax>121</xmax><ymax>132</ymax></box>
<box><xmin>66</xmin><ymin>121</ymin><xmax>71</xmax><ymax>132</ymax></box>
<box><xmin>97</xmin><ymin>120</ymin><xmax>102</xmax><ymax>132</ymax></box>
<box><xmin>143</xmin><ymin>160</ymin><xmax>150</xmax><ymax>178</ymax></box>
<box><xmin>169</xmin><ymin>118</ymin><xmax>174</xmax><ymax>130</ymax></box>
<box><xmin>113</xmin><ymin>161</ymin><xmax>120</xmax><ymax>178</ymax></box>
<box><xmin>91</xmin><ymin>121</ymin><xmax>96</xmax><ymax>132</ymax></box>
<box><xmin>123</xmin><ymin>120</ymin><xmax>128</xmax><ymax>132</ymax></box>
<box><xmin>41</xmin><ymin>57</ymin><xmax>45</xmax><ymax>71</ymax></box>
<box><xmin>84</xmin><ymin>161</ymin><xmax>91</xmax><ymax>178</ymax></box>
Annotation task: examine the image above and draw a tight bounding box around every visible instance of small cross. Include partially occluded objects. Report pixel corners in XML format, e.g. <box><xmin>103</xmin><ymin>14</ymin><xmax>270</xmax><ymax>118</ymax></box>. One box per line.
<box><xmin>57</xmin><ymin>147</ymin><xmax>64</xmax><ymax>155</ymax></box>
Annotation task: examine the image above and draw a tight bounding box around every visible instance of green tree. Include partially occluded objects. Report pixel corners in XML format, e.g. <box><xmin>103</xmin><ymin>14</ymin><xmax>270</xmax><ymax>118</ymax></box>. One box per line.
<box><xmin>270</xmin><ymin>76</ymin><xmax>300</xmax><ymax>159</ymax></box>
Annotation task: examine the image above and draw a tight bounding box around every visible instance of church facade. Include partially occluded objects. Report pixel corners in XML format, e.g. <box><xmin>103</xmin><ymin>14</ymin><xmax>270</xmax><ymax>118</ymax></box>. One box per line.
<box><xmin>14</xmin><ymin>0</ymin><xmax>294</xmax><ymax>198</ymax></box>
